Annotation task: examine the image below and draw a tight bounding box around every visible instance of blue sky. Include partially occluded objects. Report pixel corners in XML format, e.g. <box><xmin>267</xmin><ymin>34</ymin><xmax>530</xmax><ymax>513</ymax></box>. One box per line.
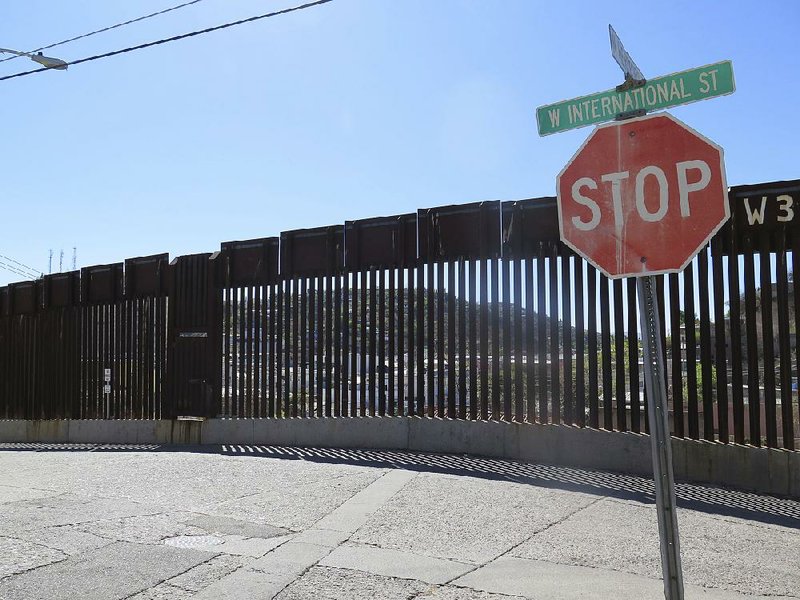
<box><xmin>1</xmin><ymin>0</ymin><xmax>798</xmax><ymax>284</ymax></box>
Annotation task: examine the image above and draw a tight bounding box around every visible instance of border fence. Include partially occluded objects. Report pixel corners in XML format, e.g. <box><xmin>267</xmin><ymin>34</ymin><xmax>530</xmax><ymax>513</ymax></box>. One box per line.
<box><xmin>1</xmin><ymin>179</ymin><xmax>798</xmax><ymax>450</ymax></box>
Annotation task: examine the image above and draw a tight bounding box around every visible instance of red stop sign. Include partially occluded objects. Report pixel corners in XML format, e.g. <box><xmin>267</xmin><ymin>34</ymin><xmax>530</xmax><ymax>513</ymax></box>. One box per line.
<box><xmin>557</xmin><ymin>113</ymin><xmax>729</xmax><ymax>279</ymax></box>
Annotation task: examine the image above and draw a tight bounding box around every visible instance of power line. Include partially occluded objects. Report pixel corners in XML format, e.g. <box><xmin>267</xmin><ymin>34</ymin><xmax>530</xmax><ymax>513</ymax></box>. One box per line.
<box><xmin>0</xmin><ymin>0</ymin><xmax>208</xmax><ymax>65</ymax></box>
<box><xmin>0</xmin><ymin>254</ymin><xmax>40</xmax><ymax>277</ymax></box>
<box><xmin>0</xmin><ymin>262</ymin><xmax>32</xmax><ymax>279</ymax></box>
<box><xmin>0</xmin><ymin>0</ymin><xmax>334</xmax><ymax>83</ymax></box>
<box><xmin>0</xmin><ymin>260</ymin><xmax>38</xmax><ymax>281</ymax></box>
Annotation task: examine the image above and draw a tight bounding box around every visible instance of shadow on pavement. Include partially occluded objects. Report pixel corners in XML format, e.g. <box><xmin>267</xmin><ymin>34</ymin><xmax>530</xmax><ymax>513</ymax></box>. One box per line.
<box><xmin>2</xmin><ymin>441</ymin><xmax>798</xmax><ymax>530</ymax></box>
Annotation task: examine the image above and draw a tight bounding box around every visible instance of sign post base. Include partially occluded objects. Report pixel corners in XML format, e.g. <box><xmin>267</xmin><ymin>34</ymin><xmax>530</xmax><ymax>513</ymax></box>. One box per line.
<box><xmin>637</xmin><ymin>275</ymin><xmax>685</xmax><ymax>600</ymax></box>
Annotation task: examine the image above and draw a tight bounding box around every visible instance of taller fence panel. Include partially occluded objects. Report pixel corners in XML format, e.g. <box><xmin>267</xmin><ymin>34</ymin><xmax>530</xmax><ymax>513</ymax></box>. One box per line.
<box><xmin>278</xmin><ymin>226</ymin><xmax>344</xmax><ymax>419</ymax></box>
<box><xmin>39</xmin><ymin>272</ymin><xmax>81</xmax><ymax>420</ymax></box>
<box><xmin>0</xmin><ymin>282</ymin><xmax>41</xmax><ymax>419</ymax></box>
<box><xmin>345</xmin><ymin>213</ymin><xmax>417</xmax><ymax>417</ymax></box>
<box><xmin>167</xmin><ymin>253</ymin><xmax>218</xmax><ymax>418</ymax></box>
<box><xmin>123</xmin><ymin>255</ymin><xmax>169</xmax><ymax>420</ymax></box>
<box><xmin>415</xmin><ymin>201</ymin><xmax>502</xmax><ymax>420</ymax></box>
<box><xmin>78</xmin><ymin>263</ymin><xmax>124</xmax><ymax>419</ymax></box>
<box><xmin>721</xmin><ymin>179</ymin><xmax>800</xmax><ymax>448</ymax></box>
<box><xmin>218</xmin><ymin>237</ymin><xmax>279</xmax><ymax>418</ymax></box>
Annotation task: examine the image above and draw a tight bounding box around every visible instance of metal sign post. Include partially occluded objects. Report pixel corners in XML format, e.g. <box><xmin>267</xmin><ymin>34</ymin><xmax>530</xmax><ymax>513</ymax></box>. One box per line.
<box><xmin>611</xmin><ymin>30</ymin><xmax>685</xmax><ymax>597</ymax></box>
<box><xmin>613</xmin><ymin>27</ymin><xmax>685</xmax><ymax>600</ymax></box>
<box><xmin>540</xmin><ymin>24</ymin><xmax>735</xmax><ymax>598</ymax></box>
<box><xmin>638</xmin><ymin>275</ymin><xmax>684</xmax><ymax>600</ymax></box>
<box><xmin>538</xmin><ymin>25</ymin><xmax>725</xmax><ymax>600</ymax></box>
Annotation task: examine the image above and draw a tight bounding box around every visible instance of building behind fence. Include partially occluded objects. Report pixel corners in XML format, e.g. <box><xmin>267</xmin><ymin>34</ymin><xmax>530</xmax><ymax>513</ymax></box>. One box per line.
<box><xmin>1</xmin><ymin>179</ymin><xmax>798</xmax><ymax>451</ymax></box>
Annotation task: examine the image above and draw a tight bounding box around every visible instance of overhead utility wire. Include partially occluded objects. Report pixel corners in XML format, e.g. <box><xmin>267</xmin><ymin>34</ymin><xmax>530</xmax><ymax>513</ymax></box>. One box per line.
<box><xmin>0</xmin><ymin>253</ymin><xmax>40</xmax><ymax>275</ymax></box>
<box><xmin>0</xmin><ymin>254</ymin><xmax>40</xmax><ymax>277</ymax></box>
<box><xmin>0</xmin><ymin>0</ymin><xmax>207</xmax><ymax>64</ymax></box>
<box><xmin>0</xmin><ymin>261</ymin><xmax>37</xmax><ymax>280</ymax></box>
<box><xmin>0</xmin><ymin>262</ymin><xmax>33</xmax><ymax>279</ymax></box>
<box><xmin>0</xmin><ymin>264</ymin><xmax>38</xmax><ymax>279</ymax></box>
<box><xmin>0</xmin><ymin>0</ymin><xmax>334</xmax><ymax>82</ymax></box>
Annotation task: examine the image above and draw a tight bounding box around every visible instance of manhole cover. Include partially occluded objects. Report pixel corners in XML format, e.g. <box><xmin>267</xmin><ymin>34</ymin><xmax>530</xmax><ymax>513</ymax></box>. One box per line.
<box><xmin>164</xmin><ymin>535</ymin><xmax>223</xmax><ymax>548</ymax></box>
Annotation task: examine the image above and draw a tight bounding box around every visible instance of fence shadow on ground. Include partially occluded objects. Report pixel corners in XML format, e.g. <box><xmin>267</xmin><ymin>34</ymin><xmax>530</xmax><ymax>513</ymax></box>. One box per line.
<box><xmin>2</xmin><ymin>441</ymin><xmax>798</xmax><ymax>530</ymax></box>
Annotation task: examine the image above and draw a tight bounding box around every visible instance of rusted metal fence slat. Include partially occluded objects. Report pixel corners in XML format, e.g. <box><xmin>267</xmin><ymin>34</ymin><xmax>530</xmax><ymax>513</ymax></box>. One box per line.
<box><xmin>684</xmin><ymin>263</ymin><xmax>699</xmax><ymax>439</ymax></box>
<box><xmin>697</xmin><ymin>248</ymin><xmax>714</xmax><ymax>441</ymax></box>
<box><xmin>513</xmin><ymin>257</ymin><xmax>523</xmax><ymax>422</ymax></box>
<box><xmin>447</xmin><ymin>261</ymin><xmax>457</xmax><ymax>419</ymax></box>
<box><xmin>501</xmin><ymin>256</ymin><xmax>512</xmax><ymax>421</ymax></box>
<box><xmin>614</xmin><ymin>278</ymin><xmax>626</xmax><ymax>432</ymax></box>
<box><xmin>711</xmin><ymin>235</ymin><xmax>729</xmax><ymax>443</ymax></box>
<box><xmin>600</xmin><ymin>273</ymin><xmax>612</xmax><ymax>430</ymax></box>
<box><xmin>758</xmin><ymin>231</ymin><xmax>777</xmax><ymax>448</ymax></box>
<box><xmin>742</xmin><ymin>236</ymin><xmax>761</xmax><ymax>445</ymax></box>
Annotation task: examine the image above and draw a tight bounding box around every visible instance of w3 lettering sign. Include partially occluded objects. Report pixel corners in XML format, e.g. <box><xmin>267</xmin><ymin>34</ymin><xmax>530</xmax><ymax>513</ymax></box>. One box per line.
<box><xmin>731</xmin><ymin>184</ymin><xmax>800</xmax><ymax>230</ymax></box>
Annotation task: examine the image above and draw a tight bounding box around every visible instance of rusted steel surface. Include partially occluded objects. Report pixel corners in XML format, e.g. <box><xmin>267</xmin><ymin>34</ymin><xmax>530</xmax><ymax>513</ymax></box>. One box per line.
<box><xmin>1</xmin><ymin>180</ymin><xmax>798</xmax><ymax>450</ymax></box>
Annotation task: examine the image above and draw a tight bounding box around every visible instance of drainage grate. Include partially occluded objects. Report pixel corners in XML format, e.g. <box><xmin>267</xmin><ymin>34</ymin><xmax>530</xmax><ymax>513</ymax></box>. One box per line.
<box><xmin>164</xmin><ymin>534</ymin><xmax>224</xmax><ymax>549</ymax></box>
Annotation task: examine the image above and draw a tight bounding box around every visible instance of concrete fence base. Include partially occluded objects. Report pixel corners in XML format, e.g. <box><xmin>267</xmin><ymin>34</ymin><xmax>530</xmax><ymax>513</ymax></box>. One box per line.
<box><xmin>1</xmin><ymin>417</ymin><xmax>797</xmax><ymax>499</ymax></box>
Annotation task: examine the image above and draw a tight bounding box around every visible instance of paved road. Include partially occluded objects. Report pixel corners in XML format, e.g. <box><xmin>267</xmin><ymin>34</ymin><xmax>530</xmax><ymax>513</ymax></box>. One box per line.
<box><xmin>0</xmin><ymin>443</ymin><xmax>798</xmax><ymax>599</ymax></box>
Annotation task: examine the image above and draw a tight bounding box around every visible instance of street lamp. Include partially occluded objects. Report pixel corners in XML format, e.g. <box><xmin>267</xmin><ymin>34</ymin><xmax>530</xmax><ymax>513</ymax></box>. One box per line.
<box><xmin>0</xmin><ymin>48</ymin><xmax>68</xmax><ymax>70</ymax></box>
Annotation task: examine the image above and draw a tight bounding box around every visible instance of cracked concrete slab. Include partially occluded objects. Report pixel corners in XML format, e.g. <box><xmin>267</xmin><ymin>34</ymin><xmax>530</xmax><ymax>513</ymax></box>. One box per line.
<box><xmin>511</xmin><ymin>497</ymin><xmax>800</xmax><ymax>597</ymax></box>
<box><xmin>351</xmin><ymin>473</ymin><xmax>596</xmax><ymax>564</ymax></box>
<box><xmin>414</xmin><ymin>585</ymin><xmax>528</xmax><ymax>599</ymax></box>
<box><xmin>293</xmin><ymin>527</ymin><xmax>351</xmax><ymax>547</ymax></box>
<box><xmin>0</xmin><ymin>536</ymin><xmax>66</xmax><ymax>579</ymax></box>
<box><xmin>249</xmin><ymin>540</ymin><xmax>333</xmax><ymax>580</ymax></box>
<box><xmin>7</xmin><ymin>526</ymin><xmax>110</xmax><ymax>556</ymax></box>
<box><xmin>454</xmin><ymin>556</ymin><xmax>778</xmax><ymax>600</ymax></box>
<box><xmin>71</xmin><ymin>511</ymin><xmax>207</xmax><ymax>544</ymax></box>
<box><xmin>164</xmin><ymin>554</ymin><xmax>247</xmax><ymax>592</ymax></box>
<box><xmin>204</xmin><ymin>533</ymin><xmax>295</xmax><ymax>557</ymax></box>
<box><xmin>206</xmin><ymin>468</ymin><xmax>386</xmax><ymax>531</ymax></box>
<box><xmin>127</xmin><ymin>582</ymin><xmax>195</xmax><ymax>600</ymax></box>
<box><xmin>0</xmin><ymin>541</ymin><xmax>215</xmax><ymax>600</ymax></box>
<box><xmin>0</xmin><ymin>494</ymin><xmax>165</xmax><ymax>533</ymax></box>
<box><xmin>191</xmin><ymin>567</ymin><xmax>288</xmax><ymax>600</ymax></box>
<box><xmin>184</xmin><ymin>514</ymin><xmax>292</xmax><ymax>538</ymax></box>
<box><xmin>0</xmin><ymin>452</ymin><xmax>384</xmax><ymax>524</ymax></box>
<box><xmin>320</xmin><ymin>543</ymin><xmax>475</xmax><ymax>585</ymax></box>
<box><xmin>275</xmin><ymin>565</ymin><xmax>428</xmax><ymax>600</ymax></box>
<box><xmin>0</xmin><ymin>485</ymin><xmax>61</xmax><ymax>504</ymax></box>
<box><xmin>314</xmin><ymin>469</ymin><xmax>417</xmax><ymax>533</ymax></box>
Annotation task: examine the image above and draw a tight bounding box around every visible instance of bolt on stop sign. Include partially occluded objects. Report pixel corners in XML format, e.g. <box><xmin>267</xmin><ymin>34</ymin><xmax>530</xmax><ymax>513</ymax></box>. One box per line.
<box><xmin>557</xmin><ymin>112</ymin><xmax>729</xmax><ymax>279</ymax></box>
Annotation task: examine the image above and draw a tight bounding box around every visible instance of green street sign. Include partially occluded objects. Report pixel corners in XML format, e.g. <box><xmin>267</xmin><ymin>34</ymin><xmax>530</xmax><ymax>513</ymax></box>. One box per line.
<box><xmin>536</xmin><ymin>60</ymin><xmax>735</xmax><ymax>136</ymax></box>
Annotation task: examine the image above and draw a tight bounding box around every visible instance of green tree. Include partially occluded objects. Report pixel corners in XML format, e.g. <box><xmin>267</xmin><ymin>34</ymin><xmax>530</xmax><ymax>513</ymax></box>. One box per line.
<box><xmin>683</xmin><ymin>362</ymin><xmax>717</xmax><ymax>399</ymax></box>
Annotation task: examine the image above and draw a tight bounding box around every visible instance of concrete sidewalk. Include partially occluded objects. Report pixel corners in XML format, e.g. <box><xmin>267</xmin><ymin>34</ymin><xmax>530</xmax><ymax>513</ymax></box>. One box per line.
<box><xmin>0</xmin><ymin>444</ymin><xmax>797</xmax><ymax>600</ymax></box>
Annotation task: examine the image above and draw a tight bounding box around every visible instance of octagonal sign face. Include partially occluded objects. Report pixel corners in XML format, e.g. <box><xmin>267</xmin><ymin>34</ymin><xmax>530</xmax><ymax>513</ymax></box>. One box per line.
<box><xmin>557</xmin><ymin>112</ymin><xmax>729</xmax><ymax>279</ymax></box>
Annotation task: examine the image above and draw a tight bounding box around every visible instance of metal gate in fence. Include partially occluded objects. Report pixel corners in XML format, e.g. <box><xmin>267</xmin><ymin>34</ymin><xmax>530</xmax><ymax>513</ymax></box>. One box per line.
<box><xmin>168</xmin><ymin>253</ymin><xmax>219</xmax><ymax>418</ymax></box>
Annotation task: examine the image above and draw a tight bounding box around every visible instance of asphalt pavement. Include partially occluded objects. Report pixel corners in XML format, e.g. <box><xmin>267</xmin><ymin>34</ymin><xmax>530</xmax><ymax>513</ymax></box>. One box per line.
<box><xmin>0</xmin><ymin>442</ymin><xmax>798</xmax><ymax>599</ymax></box>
